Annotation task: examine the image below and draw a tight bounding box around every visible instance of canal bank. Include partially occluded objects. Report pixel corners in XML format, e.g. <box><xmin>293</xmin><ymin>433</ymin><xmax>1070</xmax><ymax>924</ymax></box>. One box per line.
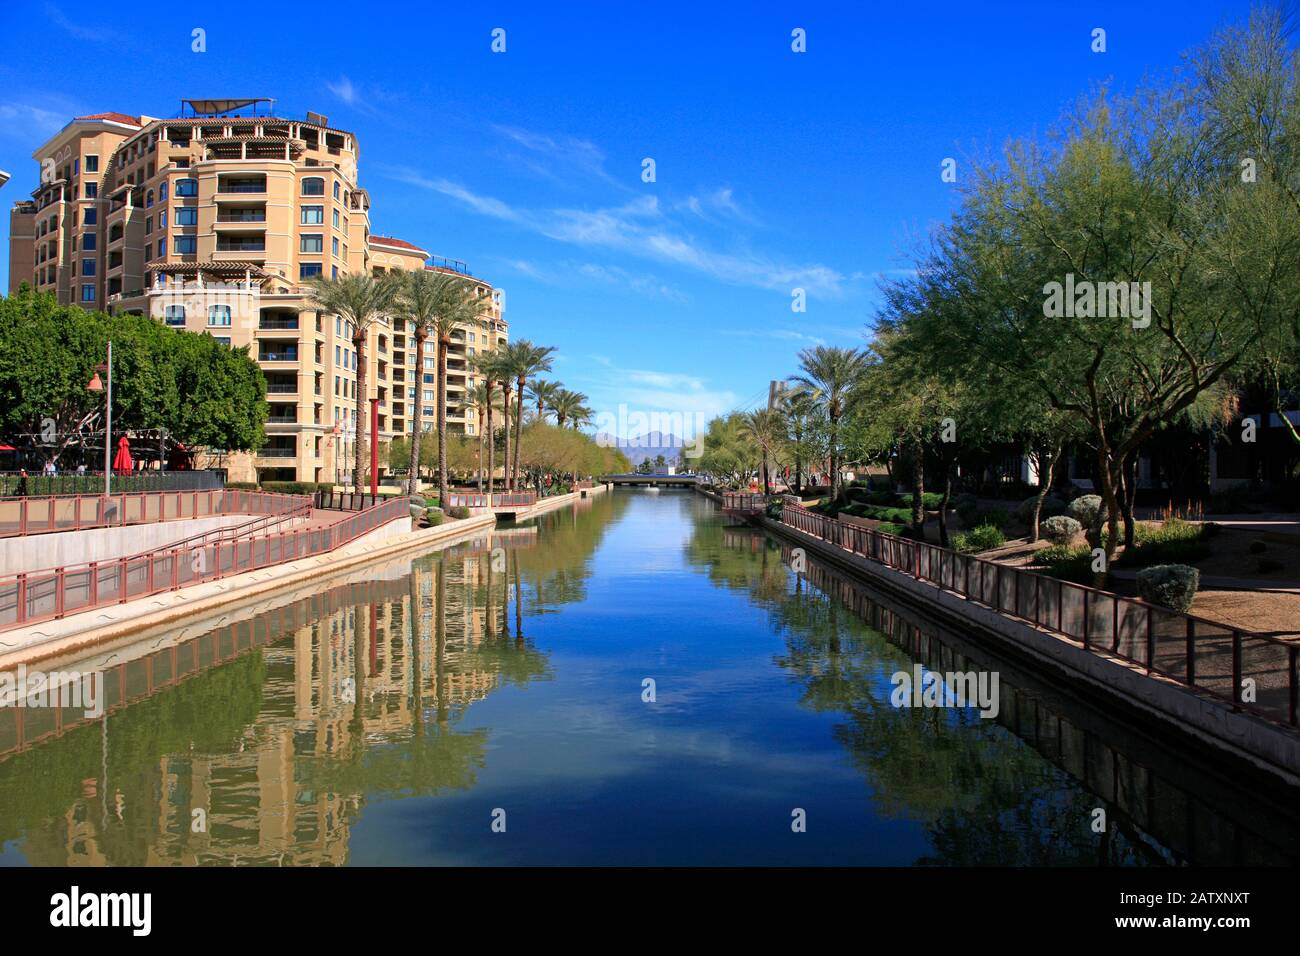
<box><xmin>756</xmin><ymin>511</ymin><xmax>1300</xmax><ymax>788</ymax></box>
<box><xmin>0</xmin><ymin>512</ymin><xmax>497</xmax><ymax>670</ymax></box>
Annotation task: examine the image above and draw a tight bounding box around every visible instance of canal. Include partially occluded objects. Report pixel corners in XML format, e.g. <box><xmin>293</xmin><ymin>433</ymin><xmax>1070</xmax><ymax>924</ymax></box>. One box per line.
<box><xmin>1</xmin><ymin>488</ymin><xmax>1297</xmax><ymax>866</ymax></box>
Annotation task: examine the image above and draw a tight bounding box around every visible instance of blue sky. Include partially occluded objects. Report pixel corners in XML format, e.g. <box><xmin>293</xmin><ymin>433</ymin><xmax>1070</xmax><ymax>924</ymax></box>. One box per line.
<box><xmin>0</xmin><ymin>0</ymin><xmax>1261</xmax><ymax>437</ymax></box>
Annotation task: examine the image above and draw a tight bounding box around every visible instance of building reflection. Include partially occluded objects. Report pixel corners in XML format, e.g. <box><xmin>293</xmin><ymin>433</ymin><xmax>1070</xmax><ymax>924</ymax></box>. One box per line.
<box><xmin>0</xmin><ymin>534</ymin><xmax>548</xmax><ymax>866</ymax></box>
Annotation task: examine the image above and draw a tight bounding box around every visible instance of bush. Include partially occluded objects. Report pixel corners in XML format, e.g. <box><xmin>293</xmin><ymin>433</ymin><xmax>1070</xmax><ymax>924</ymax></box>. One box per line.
<box><xmin>1034</xmin><ymin>544</ymin><xmax>1096</xmax><ymax>584</ymax></box>
<box><xmin>1068</xmin><ymin>494</ymin><xmax>1106</xmax><ymax>528</ymax></box>
<box><xmin>897</xmin><ymin>492</ymin><xmax>945</xmax><ymax>511</ymax></box>
<box><xmin>876</xmin><ymin>521</ymin><xmax>909</xmax><ymax>537</ymax></box>
<box><xmin>765</xmin><ymin>500</ymin><xmax>783</xmax><ymax>519</ymax></box>
<box><xmin>1136</xmin><ymin>564</ymin><xmax>1199</xmax><ymax>612</ymax></box>
<box><xmin>225</xmin><ymin>481</ymin><xmax>259</xmax><ymax>490</ymax></box>
<box><xmin>973</xmin><ymin>507</ymin><xmax>1010</xmax><ymax>530</ymax></box>
<box><xmin>1040</xmin><ymin>515</ymin><xmax>1082</xmax><ymax>545</ymax></box>
<box><xmin>955</xmin><ymin>493</ymin><xmax>980</xmax><ymax>525</ymax></box>
<box><xmin>448</xmin><ymin>505</ymin><xmax>471</xmax><ymax>520</ymax></box>
<box><xmin>261</xmin><ymin>480</ymin><xmax>329</xmax><ymax>496</ymax></box>
<box><xmin>425</xmin><ymin>507</ymin><xmax>444</xmax><ymax>526</ymax></box>
<box><xmin>1120</xmin><ymin>519</ymin><xmax>1210</xmax><ymax>567</ymax></box>
<box><xmin>1016</xmin><ymin>495</ymin><xmax>1066</xmax><ymax>524</ymax></box>
<box><xmin>951</xmin><ymin>524</ymin><xmax>1006</xmax><ymax>554</ymax></box>
<box><xmin>409</xmin><ymin>495</ymin><xmax>427</xmax><ymax>519</ymax></box>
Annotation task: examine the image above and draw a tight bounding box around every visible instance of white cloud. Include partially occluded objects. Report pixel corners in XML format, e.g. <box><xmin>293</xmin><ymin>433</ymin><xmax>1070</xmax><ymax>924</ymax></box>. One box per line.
<box><xmin>327</xmin><ymin>76</ymin><xmax>359</xmax><ymax>105</ymax></box>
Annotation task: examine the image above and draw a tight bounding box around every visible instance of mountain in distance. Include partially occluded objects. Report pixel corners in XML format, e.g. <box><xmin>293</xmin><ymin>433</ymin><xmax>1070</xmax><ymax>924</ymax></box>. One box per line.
<box><xmin>593</xmin><ymin>431</ymin><xmax>688</xmax><ymax>466</ymax></box>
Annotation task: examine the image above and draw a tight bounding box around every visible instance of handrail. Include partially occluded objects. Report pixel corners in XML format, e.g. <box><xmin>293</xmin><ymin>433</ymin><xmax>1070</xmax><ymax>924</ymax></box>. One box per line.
<box><xmin>0</xmin><ymin>496</ymin><xmax>410</xmax><ymax>633</ymax></box>
<box><xmin>777</xmin><ymin>500</ymin><xmax>1299</xmax><ymax>730</ymax></box>
<box><xmin>445</xmin><ymin>491</ymin><xmax>537</xmax><ymax>508</ymax></box>
<box><xmin>0</xmin><ymin>486</ymin><xmax>282</xmax><ymax>538</ymax></box>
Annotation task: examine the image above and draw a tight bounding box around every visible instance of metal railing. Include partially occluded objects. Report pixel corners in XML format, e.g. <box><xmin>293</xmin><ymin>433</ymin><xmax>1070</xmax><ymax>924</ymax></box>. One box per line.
<box><xmin>445</xmin><ymin>491</ymin><xmax>537</xmax><ymax>509</ymax></box>
<box><xmin>0</xmin><ymin>488</ymin><xmax>299</xmax><ymax>539</ymax></box>
<box><xmin>778</xmin><ymin>501</ymin><xmax>1299</xmax><ymax>730</ymax></box>
<box><xmin>0</xmin><ymin>496</ymin><xmax>409</xmax><ymax>634</ymax></box>
<box><xmin>0</xmin><ymin>470</ymin><xmax>223</xmax><ymax>498</ymax></box>
<box><xmin>315</xmin><ymin>490</ymin><xmax>386</xmax><ymax>511</ymax></box>
<box><xmin>721</xmin><ymin>492</ymin><xmax>768</xmax><ymax>513</ymax></box>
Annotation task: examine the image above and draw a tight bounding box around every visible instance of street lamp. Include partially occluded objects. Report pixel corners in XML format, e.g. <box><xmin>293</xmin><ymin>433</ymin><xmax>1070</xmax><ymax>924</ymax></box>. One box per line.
<box><xmin>86</xmin><ymin>340</ymin><xmax>112</xmax><ymax>497</ymax></box>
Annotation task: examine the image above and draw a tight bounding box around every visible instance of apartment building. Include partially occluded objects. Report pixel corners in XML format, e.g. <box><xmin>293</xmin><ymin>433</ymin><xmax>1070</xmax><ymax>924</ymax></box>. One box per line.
<box><xmin>7</xmin><ymin>98</ymin><xmax>507</xmax><ymax>484</ymax></box>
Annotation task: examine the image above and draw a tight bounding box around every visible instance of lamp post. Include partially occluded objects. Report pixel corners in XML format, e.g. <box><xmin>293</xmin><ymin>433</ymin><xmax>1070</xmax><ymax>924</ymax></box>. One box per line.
<box><xmin>87</xmin><ymin>340</ymin><xmax>112</xmax><ymax>498</ymax></box>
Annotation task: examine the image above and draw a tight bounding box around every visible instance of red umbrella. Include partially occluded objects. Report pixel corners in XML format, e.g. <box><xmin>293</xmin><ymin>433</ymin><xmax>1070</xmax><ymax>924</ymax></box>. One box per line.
<box><xmin>112</xmin><ymin>436</ymin><xmax>133</xmax><ymax>475</ymax></box>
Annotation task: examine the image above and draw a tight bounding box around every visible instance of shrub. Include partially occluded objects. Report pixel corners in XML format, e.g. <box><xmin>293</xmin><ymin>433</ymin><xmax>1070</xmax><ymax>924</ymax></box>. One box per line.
<box><xmin>973</xmin><ymin>507</ymin><xmax>1010</xmax><ymax>530</ymax></box>
<box><xmin>1120</xmin><ymin>519</ymin><xmax>1210</xmax><ymax>567</ymax></box>
<box><xmin>897</xmin><ymin>492</ymin><xmax>944</xmax><ymax>511</ymax></box>
<box><xmin>765</xmin><ymin>500</ymin><xmax>783</xmax><ymax>519</ymax></box>
<box><xmin>1068</xmin><ymin>494</ymin><xmax>1106</xmax><ymax>528</ymax></box>
<box><xmin>951</xmin><ymin>524</ymin><xmax>1006</xmax><ymax>554</ymax></box>
<box><xmin>408</xmin><ymin>495</ymin><xmax>427</xmax><ymax>519</ymax></box>
<box><xmin>955</xmin><ymin>493</ymin><xmax>980</xmax><ymax>525</ymax></box>
<box><xmin>876</xmin><ymin>521</ymin><xmax>909</xmax><ymax>537</ymax></box>
<box><xmin>1249</xmin><ymin>540</ymin><xmax>1268</xmax><ymax>555</ymax></box>
<box><xmin>448</xmin><ymin>505</ymin><xmax>471</xmax><ymax>520</ymax></box>
<box><xmin>1016</xmin><ymin>495</ymin><xmax>1066</xmax><ymax>524</ymax></box>
<box><xmin>225</xmin><ymin>481</ymin><xmax>259</xmax><ymax>490</ymax></box>
<box><xmin>261</xmin><ymin>480</ymin><xmax>329</xmax><ymax>496</ymax></box>
<box><xmin>1034</xmin><ymin>544</ymin><xmax>1096</xmax><ymax>584</ymax></box>
<box><xmin>425</xmin><ymin>507</ymin><xmax>444</xmax><ymax>526</ymax></box>
<box><xmin>1136</xmin><ymin>564</ymin><xmax>1199</xmax><ymax>612</ymax></box>
<box><xmin>1040</xmin><ymin>515</ymin><xmax>1082</xmax><ymax>545</ymax></box>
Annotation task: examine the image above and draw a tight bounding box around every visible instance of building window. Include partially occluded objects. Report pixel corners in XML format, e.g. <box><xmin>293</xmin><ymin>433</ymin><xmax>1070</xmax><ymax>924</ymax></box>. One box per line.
<box><xmin>146</xmin><ymin>190</ymin><xmax>154</xmax><ymax>208</ymax></box>
<box><xmin>159</xmin><ymin>181</ymin><xmax>168</xmax><ymax>201</ymax></box>
<box><xmin>301</xmin><ymin>206</ymin><xmax>324</xmax><ymax>225</ymax></box>
<box><xmin>332</xmin><ymin>209</ymin><xmax>340</xmax><ymax>228</ymax></box>
<box><xmin>84</xmin><ymin>183</ymin><xmax>97</xmax><ymax>198</ymax></box>
<box><xmin>208</xmin><ymin>305</ymin><xmax>232</xmax><ymax>326</ymax></box>
<box><xmin>82</xmin><ymin>233</ymin><xmax>96</xmax><ymax>251</ymax></box>
<box><xmin>176</xmin><ymin>207</ymin><xmax>197</xmax><ymax>226</ymax></box>
<box><xmin>331</xmin><ymin>237</ymin><xmax>339</xmax><ymax>256</ymax></box>
<box><xmin>175</xmin><ymin>179</ymin><xmax>197</xmax><ymax>197</ymax></box>
<box><xmin>333</xmin><ymin>181</ymin><xmax>340</xmax><ymax>199</ymax></box>
<box><xmin>158</xmin><ymin>238</ymin><xmax>167</xmax><ymax>257</ymax></box>
<box><xmin>302</xmin><ymin>177</ymin><xmax>325</xmax><ymax>196</ymax></box>
<box><xmin>81</xmin><ymin>284</ymin><xmax>95</xmax><ymax>303</ymax></box>
<box><xmin>84</xmin><ymin>208</ymin><xmax>97</xmax><ymax>225</ymax></box>
<box><xmin>164</xmin><ymin>305</ymin><xmax>186</xmax><ymax>326</ymax></box>
<box><xmin>82</xmin><ymin>259</ymin><xmax>95</xmax><ymax>276</ymax></box>
<box><xmin>300</xmin><ymin>234</ymin><xmax>323</xmax><ymax>253</ymax></box>
<box><xmin>213</xmin><ymin>336</ymin><xmax>231</xmax><ymax>347</ymax></box>
<box><xmin>331</xmin><ymin>265</ymin><xmax>338</xmax><ymax>280</ymax></box>
<box><xmin>144</xmin><ymin>216</ymin><xmax>152</xmax><ymax>234</ymax></box>
<box><xmin>73</xmin><ymin>158</ymin><xmax>80</xmax><ymax>177</ymax></box>
<box><xmin>84</xmin><ymin>155</ymin><xmax>99</xmax><ymax>173</ymax></box>
<box><xmin>174</xmin><ymin>236</ymin><xmax>196</xmax><ymax>254</ymax></box>
<box><xmin>300</xmin><ymin>262</ymin><xmax>323</xmax><ymax>280</ymax></box>
<box><xmin>159</xmin><ymin>210</ymin><xmax>167</xmax><ymax>229</ymax></box>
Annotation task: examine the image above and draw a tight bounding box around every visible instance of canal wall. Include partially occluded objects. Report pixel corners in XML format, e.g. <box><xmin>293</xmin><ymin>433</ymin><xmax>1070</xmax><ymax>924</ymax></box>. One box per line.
<box><xmin>0</xmin><ymin>514</ymin><xmax>258</xmax><ymax>575</ymax></box>
<box><xmin>513</xmin><ymin>482</ymin><xmax>610</xmax><ymax>520</ymax></box>
<box><xmin>0</xmin><ymin>512</ymin><xmax>496</xmax><ymax>670</ymax></box>
<box><xmin>760</xmin><ymin>515</ymin><xmax>1300</xmax><ymax>788</ymax></box>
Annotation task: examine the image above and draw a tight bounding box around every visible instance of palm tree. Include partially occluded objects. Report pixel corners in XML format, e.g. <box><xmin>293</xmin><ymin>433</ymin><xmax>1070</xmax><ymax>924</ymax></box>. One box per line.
<box><xmin>741</xmin><ymin>408</ymin><xmax>785</xmax><ymax>495</ymax></box>
<box><xmin>473</xmin><ymin>352</ymin><xmax>509</xmax><ymax>494</ymax></box>
<box><xmin>527</xmin><ymin>380</ymin><xmax>560</xmax><ymax>423</ymax></box>
<box><xmin>791</xmin><ymin>346</ymin><xmax>868</xmax><ymax>500</ymax></box>
<box><xmin>502</xmin><ymin>340</ymin><xmax>556</xmax><ymax>490</ymax></box>
<box><xmin>778</xmin><ymin>384</ymin><xmax>818</xmax><ymax>494</ymax></box>
<box><xmin>427</xmin><ymin>273</ymin><xmax>484</xmax><ymax>510</ymax></box>
<box><xmin>391</xmin><ymin>268</ymin><xmax>477</xmax><ymax>498</ymax></box>
<box><xmin>468</xmin><ymin>379</ymin><xmax>502</xmax><ymax>490</ymax></box>
<box><xmin>549</xmin><ymin>388</ymin><xmax>587</xmax><ymax>428</ymax></box>
<box><xmin>307</xmin><ymin>274</ymin><xmax>399</xmax><ymax>493</ymax></box>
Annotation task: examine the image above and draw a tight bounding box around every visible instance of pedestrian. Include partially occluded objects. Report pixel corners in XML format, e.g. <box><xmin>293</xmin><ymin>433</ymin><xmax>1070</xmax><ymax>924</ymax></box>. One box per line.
<box><xmin>14</xmin><ymin>469</ymin><xmax>28</xmax><ymax>497</ymax></box>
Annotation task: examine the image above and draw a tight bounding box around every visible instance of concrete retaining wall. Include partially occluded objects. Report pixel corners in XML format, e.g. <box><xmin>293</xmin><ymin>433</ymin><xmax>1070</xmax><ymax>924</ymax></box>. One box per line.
<box><xmin>761</xmin><ymin>516</ymin><xmax>1300</xmax><ymax>787</ymax></box>
<box><xmin>0</xmin><ymin>514</ymin><xmax>260</xmax><ymax>575</ymax></box>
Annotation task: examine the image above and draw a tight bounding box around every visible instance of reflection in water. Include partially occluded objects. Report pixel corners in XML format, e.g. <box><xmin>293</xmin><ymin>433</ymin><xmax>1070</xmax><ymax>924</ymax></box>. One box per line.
<box><xmin>0</xmin><ymin>489</ymin><xmax>1296</xmax><ymax>866</ymax></box>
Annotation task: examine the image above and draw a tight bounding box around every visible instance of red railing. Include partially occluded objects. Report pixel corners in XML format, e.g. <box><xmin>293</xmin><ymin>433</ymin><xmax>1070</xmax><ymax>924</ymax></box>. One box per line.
<box><xmin>721</xmin><ymin>492</ymin><xmax>768</xmax><ymax>514</ymax></box>
<box><xmin>778</xmin><ymin>501</ymin><xmax>1299</xmax><ymax>730</ymax></box>
<box><xmin>0</xmin><ymin>496</ymin><xmax>411</xmax><ymax>634</ymax></box>
<box><xmin>0</xmin><ymin>489</ymin><xmax>305</xmax><ymax>538</ymax></box>
<box><xmin>446</xmin><ymin>491</ymin><xmax>537</xmax><ymax>509</ymax></box>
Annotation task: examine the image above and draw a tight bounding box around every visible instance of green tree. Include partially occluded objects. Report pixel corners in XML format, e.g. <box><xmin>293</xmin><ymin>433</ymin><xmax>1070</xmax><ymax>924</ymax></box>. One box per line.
<box><xmin>791</xmin><ymin>346</ymin><xmax>868</xmax><ymax>500</ymax></box>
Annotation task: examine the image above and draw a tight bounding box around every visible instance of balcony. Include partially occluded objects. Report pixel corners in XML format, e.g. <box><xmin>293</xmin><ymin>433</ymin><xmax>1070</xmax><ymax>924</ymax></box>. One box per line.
<box><xmin>255</xmin><ymin>447</ymin><xmax>297</xmax><ymax>459</ymax></box>
<box><xmin>259</xmin><ymin>314</ymin><xmax>300</xmax><ymax>330</ymax></box>
<box><xmin>266</xmin><ymin>380</ymin><xmax>298</xmax><ymax>395</ymax></box>
<box><xmin>217</xmin><ymin>176</ymin><xmax>267</xmax><ymax>195</ymax></box>
<box><xmin>216</xmin><ymin>236</ymin><xmax>266</xmax><ymax>253</ymax></box>
<box><xmin>259</xmin><ymin>346</ymin><xmax>299</xmax><ymax>363</ymax></box>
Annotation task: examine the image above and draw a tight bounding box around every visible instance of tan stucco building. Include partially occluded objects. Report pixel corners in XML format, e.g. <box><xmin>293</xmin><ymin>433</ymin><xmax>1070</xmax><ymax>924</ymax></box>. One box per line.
<box><xmin>7</xmin><ymin>99</ymin><xmax>506</xmax><ymax>484</ymax></box>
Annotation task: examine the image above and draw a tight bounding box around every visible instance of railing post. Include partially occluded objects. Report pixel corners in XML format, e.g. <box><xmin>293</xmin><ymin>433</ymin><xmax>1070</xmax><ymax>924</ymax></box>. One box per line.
<box><xmin>16</xmin><ymin>574</ymin><xmax>26</xmax><ymax>623</ymax></box>
<box><xmin>1082</xmin><ymin>590</ymin><xmax>1089</xmax><ymax>649</ymax></box>
<box><xmin>55</xmin><ymin>568</ymin><xmax>64</xmax><ymax>618</ymax></box>
<box><xmin>1231</xmin><ymin>630</ymin><xmax>1242</xmax><ymax>709</ymax></box>
<box><xmin>1145</xmin><ymin>607</ymin><xmax>1154</xmax><ymax>674</ymax></box>
<box><xmin>1186</xmin><ymin>618</ymin><xmax>1196</xmax><ymax>685</ymax></box>
<box><xmin>118</xmin><ymin>559</ymin><xmax>128</xmax><ymax>604</ymax></box>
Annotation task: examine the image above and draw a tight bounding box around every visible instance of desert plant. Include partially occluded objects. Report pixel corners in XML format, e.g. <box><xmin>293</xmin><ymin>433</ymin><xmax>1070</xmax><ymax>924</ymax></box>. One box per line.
<box><xmin>448</xmin><ymin>505</ymin><xmax>471</xmax><ymax>519</ymax></box>
<box><xmin>1040</xmin><ymin>515</ymin><xmax>1082</xmax><ymax>545</ymax></box>
<box><xmin>951</xmin><ymin>524</ymin><xmax>1006</xmax><ymax>553</ymax></box>
<box><xmin>1017</xmin><ymin>495</ymin><xmax>1065</xmax><ymax>523</ymax></box>
<box><xmin>425</xmin><ymin>506</ymin><xmax>444</xmax><ymax>526</ymax></box>
<box><xmin>1136</xmin><ymin>564</ymin><xmax>1199</xmax><ymax>612</ymax></box>
<box><xmin>1068</xmin><ymin>494</ymin><xmax>1106</xmax><ymax>527</ymax></box>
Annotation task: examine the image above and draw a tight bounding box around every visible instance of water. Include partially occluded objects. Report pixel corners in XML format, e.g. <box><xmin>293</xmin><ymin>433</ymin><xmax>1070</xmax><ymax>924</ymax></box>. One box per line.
<box><xmin>1</xmin><ymin>489</ymin><xmax>1297</xmax><ymax>866</ymax></box>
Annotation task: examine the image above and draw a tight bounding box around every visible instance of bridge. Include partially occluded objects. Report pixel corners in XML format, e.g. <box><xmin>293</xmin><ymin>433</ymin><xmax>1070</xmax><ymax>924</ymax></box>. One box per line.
<box><xmin>601</xmin><ymin>474</ymin><xmax>700</xmax><ymax>488</ymax></box>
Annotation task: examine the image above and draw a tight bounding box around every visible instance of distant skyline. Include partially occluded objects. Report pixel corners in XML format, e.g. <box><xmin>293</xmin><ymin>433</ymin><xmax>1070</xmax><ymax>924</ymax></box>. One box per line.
<box><xmin>0</xmin><ymin>0</ymin><xmax>1262</xmax><ymax>436</ymax></box>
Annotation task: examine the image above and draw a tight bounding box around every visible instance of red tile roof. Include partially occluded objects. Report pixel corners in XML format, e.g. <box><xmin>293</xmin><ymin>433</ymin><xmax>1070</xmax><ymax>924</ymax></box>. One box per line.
<box><xmin>370</xmin><ymin>235</ymin><xmax>426</xmax><ymax>254</ymax></box>
<box><xmin>74</xmin><ymin>112</ymin><xmax>142</xmax><ymax>127</ymax></box>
